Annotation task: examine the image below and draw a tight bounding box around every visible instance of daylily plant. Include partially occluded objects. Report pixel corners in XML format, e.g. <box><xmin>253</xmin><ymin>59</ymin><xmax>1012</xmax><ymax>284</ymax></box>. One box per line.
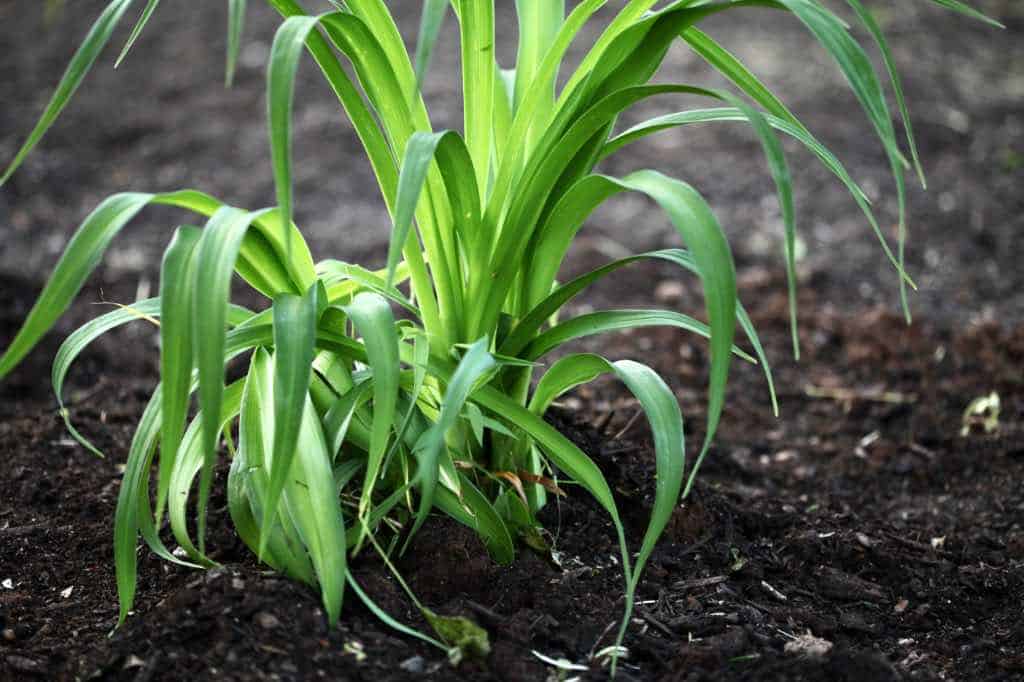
<box><xmin>0</xmin><ymin>0</ymin><xmax>1000</xmax><ymax>665</ymax></box>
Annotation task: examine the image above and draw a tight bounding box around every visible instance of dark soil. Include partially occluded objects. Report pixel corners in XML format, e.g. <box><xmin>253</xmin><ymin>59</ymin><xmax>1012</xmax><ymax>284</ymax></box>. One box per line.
<box><xmin>1</xmin><ymin>2</ymin><xmax>1022</xmax><ymax>681</ymax></box>
<box><xmin>2</xmin><ymin>276</ymin><xmax>1022</xmax><ymax>682</ymax></box>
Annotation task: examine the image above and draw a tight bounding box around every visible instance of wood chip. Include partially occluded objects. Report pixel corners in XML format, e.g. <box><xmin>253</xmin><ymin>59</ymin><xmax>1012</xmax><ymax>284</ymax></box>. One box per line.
<box><xmin>784</xmin><ymin>632</ymin><xmax>833</xmax><ymax>658</ymax></box>
<box><xmin>673</xmin><ymin>575</ymin><xmax>728</xmax><ymax>591</ymax></box>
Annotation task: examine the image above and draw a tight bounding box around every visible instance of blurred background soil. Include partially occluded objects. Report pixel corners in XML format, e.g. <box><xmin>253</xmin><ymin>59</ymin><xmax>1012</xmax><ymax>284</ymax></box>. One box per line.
<box><xmin>1</xmin><ymin>1</ymin><xmax>1021</xmax><ymax>324</ymax></box>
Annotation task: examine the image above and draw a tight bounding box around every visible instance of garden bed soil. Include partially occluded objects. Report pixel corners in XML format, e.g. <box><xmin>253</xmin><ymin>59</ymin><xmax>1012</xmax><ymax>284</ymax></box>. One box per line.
<box><xmin>2</xmin><ymin>1</ymin><xmax>1023</xmax><ymax>681</ymax></box>
<box><xmin>2</xmin><ymin>272</ymin><xmax>1022</xmax><ymax>682</ymax></box>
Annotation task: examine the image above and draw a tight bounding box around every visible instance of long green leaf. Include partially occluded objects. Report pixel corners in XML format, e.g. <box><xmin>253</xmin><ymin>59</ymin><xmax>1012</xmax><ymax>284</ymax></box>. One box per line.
<box><xmin>166</xmin><ymin>382</ymin><xmax>244</xmax><ymax>566</ymax></box>
<box><xmin>288</xmin><ymin>390</ymin><xmax>349</xmax><ymax>623</ymax></box>
<box><xmin>483</xmin><ymin>0</ymin><xmax>606</xmax><ymax>234</ymax></box>
<box><xmin>558</xmin><ymin>0</ymin><xmax>655</xmax><ymax>100</ymax></box>
<box><xmin>673</xmin><ymin>26</ymin><xmax>913</xmax><ymax>293</ymax></box>
<box><xmin>226</xmin><ymin>0</ymin><xmax>247</xmax><ymax>86</ymax></box>
<box><xmin>292</xmin><ymin>398</ymin><xmax>349</xmax><ymax>623</ymax></box>
<box><xmin>413</xmin><ymin>0</ymin><xmax>449</xmax><ymax>91</ymax></box>
<box><xmin>771</xmin><ymin>0</ymin><xmax>912</xmax><ymax>319</ymax></box>
<box><xmin>265</xmin><ymin>0</ymin><xmax>400</xmax><ymax>221</ymax></box>
<box><xmin>113</xmin><ymin>386</ymin><xmax>161</xmax><ymax>625</ymax></box>
<box><xmin>0</xmin><ymin>186</ymin><xmax>316</xmax><ymax>386</ymax></box>
<box><xmin>50</xmin><ymin>298</ymin><xmax>251</xmax><ymax>457</ymax></box>
<box><xmin>157</xmin><ymin>226</ymin><xmax>202</xmax><ymax>522</ymax></box>
<box><xmin>609</xmin><ymin>360</ymin><xmax>684</xmax><ymax>652</ymax></box>
<box><xmin>507</xmin><ymin>249</ymin><xmax>778</xmax><ymax>415</ymax></box>
<box><xmin>340</xmin><ymin>293</ymin><xmax>399</xmax><ymax>521</ymax></box>
<box><xmin>192</xmin><ymin>206</ymin><xmax>264</xmax><ymax>550</ymax></box>
<box><xmin>611</xmin><ymin>172</ymin><xmax>736</xmax><ymax>495</ymax></box>
<box><xmin>238</xmin><ymin>350</ymin><xmax>317</xmax><ymax>583</ymax></box>
<box><xmin>407</xmin><ymin>338</ymin><xmax>495</xmax><ymax>543</ymax></box>
<box><xmin>267</xmin><ymin>14</ymin><xmax>323</xmax><ymax>256</ymax></box>
<box><xmin>114</xmin><ymin>0</ymin><xmax>159</xmax><ymax>68</ymax></box>
<box><xmin>259</xmin><ymin>284</ymin><xmax>320</xmax><ymax>559</ymax></box>
<box><xmin>601</xmin><ymin>107</ymin><xmax>915</xmax><ymax>291</ymax></box>
<box><xmin>51</xmin><ymin>298</ymin><xmax>159</xmax><ymax>457</ymax></box>
<box><xmin>478</xmin><ymin>83</ymin><xmax>728</xmax><ymax>336</ymax></box>
<box><xmin>451</xmin><ymin>1</ymin><xmax>493</xmax><ymax>191</ymax></box>
<box><xmin>594</xmin><ymin>82</ymin><xmax>798</xmax><ymax>355</ymax></box>
<box><xmin>513</xmin><ymin>0</ymin><xmax>564</xmax><ymax>112</ymax></box>
<box><xmin>680</xmin><ymin>26</ymin><xmax>799</xmax><ymax>127</ymax></box>
<box><xmin>513</xmin><ymin>0</ymin><xmax>564</xmax><ymax>150</ymax></box>
<box><xmin>528</xmin><ymin>353</ymin><xmax>684</xmax><ymax>650</ymax></box>
<box><xmin>523</xmin><ymin>309</ymin><xmax>753</xmax><ymax>364</ymax></box>
<box><xmin>843</xmin><ymin>1</ymin><xmax>926</xmax><ymax>187</ymax></box>
<box><xmin>248</xmin><ymin>347</ymin><xmax>348</xmax><ymax>623</ymax></box>
<box><xmin>513</xmin><ymin>169</ymin><xmax>737</xmax><ymax>465</ymax></box>
<box><xmin>387</xmin><ymin>129</ymin><xmax>482</xmax><ymax>294</ymax></box>
<box><xmin>927</xmin><ymin>0</ymin><xmax>1004</xmax><ymax>27</ymax></box>
<box><xmin>715</xmin><ymin>90</ymin><xmax>798</xmax><ymax>359</ymax></box>
<box><xmin>343</xmin><ymin>0</ymin><xmax>422</xmax><ymax>103</ymax></box>
<box><xmin>263</xmin><ymin>4</ymin><xmax>446</xmax><ymax>343</ymax></box>
<box><xmin>387</xmin><ymin>131</ymin><xmax>450</xmax><ymax>289</ymax></box>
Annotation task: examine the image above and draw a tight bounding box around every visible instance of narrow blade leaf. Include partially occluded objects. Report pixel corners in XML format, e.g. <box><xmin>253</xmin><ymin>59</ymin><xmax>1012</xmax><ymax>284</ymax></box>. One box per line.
<box><xmin>259</xmin><ymin>284</ymin><xmax>320</xmax><ymax>559</ymax></box>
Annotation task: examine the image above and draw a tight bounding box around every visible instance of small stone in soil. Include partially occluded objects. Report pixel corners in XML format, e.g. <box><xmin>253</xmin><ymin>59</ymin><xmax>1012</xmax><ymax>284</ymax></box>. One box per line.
<box><xmin>784</xmin><ymin>632</ymin><xmax>834</xmax><ymax>659</ymax></box>
<box><xmin>6</xmin><ymin>655</ymin><xmax>43</xmax><ymax>673</ymax></box>
<box><xmin>123</xmin><ymin>655</ymin><xmax>145</xmax><ymax>669</ymax></box>
<box><xmin>400</xmin><ymin>656</ymin><xmax>426</xmax><ymax>673</ymax></box>
<box><xmin>655</xmin><ymin>280</ymin><xmax>685</xmax><ymax>302</ymax></box>
<box><xmin>254</xmin><ymin>612</ymin><xmax>280</xmax><ymax>629</ymax></box>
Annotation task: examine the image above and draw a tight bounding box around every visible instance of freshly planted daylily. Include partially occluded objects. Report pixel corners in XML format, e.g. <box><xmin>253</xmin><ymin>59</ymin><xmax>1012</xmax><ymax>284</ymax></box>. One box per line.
<box><xmin>0</xmin><ymin>0</ymin><xmax>1001</xmax><ymax>666</ymax></box>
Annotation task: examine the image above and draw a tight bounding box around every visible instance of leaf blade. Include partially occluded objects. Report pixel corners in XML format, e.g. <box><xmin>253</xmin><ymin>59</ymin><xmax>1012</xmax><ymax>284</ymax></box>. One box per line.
<box><xmin>258</xmin><ymin>284</ymin><xmax>320</xmax><ymax>560</ymax></box>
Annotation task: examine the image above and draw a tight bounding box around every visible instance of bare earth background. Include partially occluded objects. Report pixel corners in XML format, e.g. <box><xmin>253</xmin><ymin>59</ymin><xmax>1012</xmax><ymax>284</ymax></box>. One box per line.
<box><xmin>1</xmin><ymin>2</ymin><xmax>1022</xmax><ymax>681</ymax></box>
<box><xmin>1</xmin><ymin>1</ymin><xmax>1022</xmax><ymax>323</ymax></box>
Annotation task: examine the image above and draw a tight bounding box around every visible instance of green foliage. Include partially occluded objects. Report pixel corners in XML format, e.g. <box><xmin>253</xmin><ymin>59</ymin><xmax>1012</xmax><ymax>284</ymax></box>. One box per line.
<box><xmin>1</xmin><ymin>0</ymin><xmax>1000</xmax><ymax>668</ymax></box>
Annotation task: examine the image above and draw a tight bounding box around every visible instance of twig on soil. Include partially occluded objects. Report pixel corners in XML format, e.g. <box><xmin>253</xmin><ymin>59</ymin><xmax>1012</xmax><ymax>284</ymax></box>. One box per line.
<box><xmin>612</xmin><ymin>410</ymin><xmax>643</xmax><ymax>440</ymax></box>
<box><xmin>0</xmin><ymin>523</ymin><xmax>72</xmax><ymax>538</ymax></box>
<box><xmin>909</xmin><ymin>443</ymin><xmax>937</xmax><ymax>460</ymax></box>
<box><xmin>637</xmin><ymin>609</ymin><xmax>675</xmax><ymax>638</ymax></box>
<box><xmin>57</xmin><ymin>380</ymin><xmax>111</xmax><ymax>410</ymax></box>
<box><xmin>884</xmin><ymin>532</ymin><xmax>952</xmax><ymax>557</ymax></box>
<box><xmin>587</xmin><ymin>620</ymin><xmax>620</xmax><ymax>661</ymax></box>
<box><xmin>760</xmin><ymin>580</ymin><xmax>789</xmax><ymax>602</ymax></box>
<box><xmin>804</xmin><ymin>384</ymin><xmax>917</xmax><ymax>407</ymax></box>
<box><xmin>466</xmin><ymin>600</ymin><xmax>505</xmax><ymax>627</ymax></box>
<box><xmin>673</xmin><ymin>575</ymin><xmax>729</xmax><ymax>591</ymax></box>
<box><xmin>595</xmin><ymin>409</ymin><xmax>616</xmax><ymax>434</ymax></box>
<box><xmin>601</xmin><ymin>444</ymin><xmax>642</xmax><ymax>456</ymax></box>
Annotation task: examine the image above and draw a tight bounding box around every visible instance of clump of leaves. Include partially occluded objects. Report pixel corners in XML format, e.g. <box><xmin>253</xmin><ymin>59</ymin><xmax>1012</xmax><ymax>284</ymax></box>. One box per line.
<box><xmin>0</xmin><ymin>0</ymin><xmax>1000</xmax><ymax>666</ymax></box>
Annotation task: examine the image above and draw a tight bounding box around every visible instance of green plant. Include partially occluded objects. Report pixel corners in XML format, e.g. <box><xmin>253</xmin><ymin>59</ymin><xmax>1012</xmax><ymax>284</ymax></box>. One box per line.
<box><xmin>0</xmin><ymin>0</ymin><xmax>1000</xmax><ymax>667</ymax></box>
